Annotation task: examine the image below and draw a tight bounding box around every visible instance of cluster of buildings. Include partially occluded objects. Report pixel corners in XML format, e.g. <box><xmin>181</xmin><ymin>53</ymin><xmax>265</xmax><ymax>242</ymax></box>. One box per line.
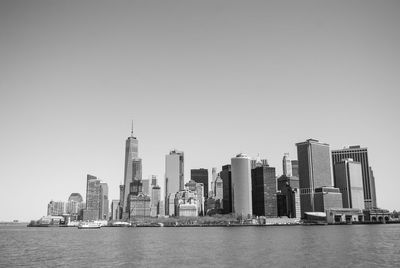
<box><xmin>46</xmin><ymin>176</ymin><xmax>109</xmax><ymax>222</ymax></box>
<box><xmin>46</xmin><ymin>126</ymin><xmax>388</xmax><ymax>224</ymax></box>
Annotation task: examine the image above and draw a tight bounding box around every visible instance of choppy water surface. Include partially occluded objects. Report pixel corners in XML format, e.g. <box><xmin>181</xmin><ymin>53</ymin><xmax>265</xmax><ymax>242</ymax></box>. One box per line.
<box><xmin>1</xmin><ymin>224</ymin><xmax>400</xmax><ymax>267</ymax></box>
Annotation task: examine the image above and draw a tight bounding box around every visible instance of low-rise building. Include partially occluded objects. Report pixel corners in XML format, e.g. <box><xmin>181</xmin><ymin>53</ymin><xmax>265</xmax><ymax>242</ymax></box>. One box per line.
<box><xmin>326</xmin><ymin>208</ymin><xmax>364</xmax><ymax>224</ymax></box>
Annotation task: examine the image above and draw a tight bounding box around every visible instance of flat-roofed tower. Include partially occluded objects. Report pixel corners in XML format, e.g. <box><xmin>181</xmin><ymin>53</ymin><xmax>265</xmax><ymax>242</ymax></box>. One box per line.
<box><xmin>332</xmin><ymin>146</ymin><xmax>375</xmax><ymax>209</ymax></box>
<box><xmin>296</xmin><ymin>139</ymin><xmax>333</xmax><ymax>217</ymax></box>
<box><xmin>231</xmin><ymin>153</ymin><xmax>252</xmax><ymax>218</ymax></box>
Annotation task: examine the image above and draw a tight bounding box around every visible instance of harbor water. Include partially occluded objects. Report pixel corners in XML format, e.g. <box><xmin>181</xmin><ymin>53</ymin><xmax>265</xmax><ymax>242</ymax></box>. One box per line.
<box><xmin>1</xmin><ymin>224</ymin><xmax>400</xmax><ymax>267</ymax></box>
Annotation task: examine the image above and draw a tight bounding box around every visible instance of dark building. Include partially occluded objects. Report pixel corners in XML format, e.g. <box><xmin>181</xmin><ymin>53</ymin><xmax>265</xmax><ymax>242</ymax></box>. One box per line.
<box><xmin>277</xmin><ymin>175</ymin><xmax>300</xmax><ymax>218</ymax></box>
<box><xmin>332</xmin><ymin>146</ymin><xmax>376</xmax><ymax>209</ymax></box>
<box><xmin>191</xmin><ymin>168</ymin><xmax>209</xmax><ymax>199</ymax></box>
<box><xmin>220</xmin><ymin>164</ymin><xmax>232</xmax><ymax>214</ymax></box>
<box><xmin>130</xmin><ymin>180</ymin><xmax>143</xmax><ymax>196</ymax></box>
<box><xmin>296</xmin><ymin>139</ymin><xmax>333</xmax><ymax>218</ymax></box>
<box><xmin>251</xmin><ymin>165</ymin><xmax>277</xmax><ymax>217</ymax></box>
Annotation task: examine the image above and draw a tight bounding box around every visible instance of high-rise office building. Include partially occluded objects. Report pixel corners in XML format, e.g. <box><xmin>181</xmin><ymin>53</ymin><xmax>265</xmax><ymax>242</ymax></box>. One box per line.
<box><xmin>211</xmin><ymin>167</ymin><xmax>217</xmax><ymax>195</ymax></box>
<box><xmin>220</xmin><ymin>164</ymin><xmax>232</xmax><ymax>214</ymax></box>
<box><xmin>165</xmin><ymin>149</ymin><xmax>184</xmax><ymax>198</ymax></box>
<box><xmin>150</xmin><ymin>186</ymin><xmax>161</xmax><ymax>217</ymax></box>
<box><xmin>99</xmin><ymin>182</ymin><xmax>109</xmax><ymax>220</ymax></box>
<box><xmin>296</xmin><ymin>139</ymin><xmax>333</xmax><ymax>217</ymax></box>
<box><xmin>214</xmin><ymin>174</ymin><xmax>223</xmax><ymax>201</ymax></box>
<box><xmin>83</xmin><ymin>174</ymin><xmax>101</xmax><ymax>221</ymax></box>
<box><xmin>282</xmin><ymin>153</ymin><xmax>292</xmax><ymax>177</ymax></box>
<box><xmin>142</xmin><ymin>179</ymin><xmax>150</xmax><ymax>196</ymax></box>
<box><xmin>191</xmin><ymin>168</ymin><xmax>209</xmax><ymax>199</ymax></box>
<box><xmin>111</xmin><ymin>200</ymin><xmax>119</xmax><ymax>220</ymax></box>
<box><xmin>334</xmin><ymin>159</ymin><xmax>364</xmax><ymax>209</ymax></box>
<box><xmin>251</xmin><ymin>165</ymin><xmax>277</xmax><ymax>217</ymax></box>
<box><xmin>332</xmin><ymin>146</ymin><xmax>376</xmax><ymax>209</ymax></box>
<box><xmin>121</xmin><ymin>125</ymin><xmax>141</xmax><ymax>218</ymax></box>
<box><xmin>231</xmin><ymin>153</ymin><xmax>252</xmax><ymax>217</ymax></box>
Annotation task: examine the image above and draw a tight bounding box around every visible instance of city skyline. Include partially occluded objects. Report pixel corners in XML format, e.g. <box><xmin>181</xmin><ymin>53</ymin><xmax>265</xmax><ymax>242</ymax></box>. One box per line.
<box><xmin>1</xmin><ymin>1</ymin><xmax>400</xmax><ymax>221</ymax></box>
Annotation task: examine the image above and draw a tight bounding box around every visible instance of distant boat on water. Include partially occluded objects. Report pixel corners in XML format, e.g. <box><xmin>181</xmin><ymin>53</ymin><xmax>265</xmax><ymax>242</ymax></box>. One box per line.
<box><xmin>78</xmin><ymin>222</ymin><xmax>101</xmax><ymax>229</ymax></box>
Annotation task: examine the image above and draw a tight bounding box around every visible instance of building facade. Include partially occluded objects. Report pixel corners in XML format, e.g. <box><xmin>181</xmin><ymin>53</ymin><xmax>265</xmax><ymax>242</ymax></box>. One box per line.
<box><xmin>331</xmin><ymin>146</ymin><xmax>376</xmax><ymax>209</ymax></box>
<box><xmin>282</xmin><ymin>153</ymin><xmax>292</xmax><ymax>177</ymax></box>
<box><xmin>252</xmin><ymin>165</ymin><xmax>277</xmax><ymax>217</ymax></box>
<box><xmin>334</xmin><ymin>159</ymin><xmax>364</xmax><ymax>209</ymax></box>
<box><xmin>111</xmin><ymin>200</ymin><xmax>119</xmax><ymax>220</ymax></box>
<box><xmin>231</xmin><ymin>153</ymin><xmax>252</xmax><ymax>218</ymax></box>
<box><xmin>277</xmin><ymin>175</ymin><xmax>300</xmax><ymax>218</ymax></box>
<box><xmin>296</xmin><ymin>139</ymin><xmax>334</xmax><ymax>217</ymax></box>
<box><xmin>83</xmin><ymin>174</ymin><xmax>101</xmax><ymax>221</ymax></box>
<box><xmin>191</xmin><ymin>168</ymin><xmax>209</xmax><ymax>199</ymax></box>
<box><xmin>165</xmin><ymin>149</ymin><xmax>184</xmax><ymax>198</ymax></box>
<box><xmin>121</xmin><ymin>127</ymin><xmax>140</xmax><ymax>219</ymax></box>
<box><xmin>128</xmin><ymin>193</ymin><xmax>151</xmax><ymax>219</ymax></box>
<box><xmin>220</xmin><ymin>164</ymin><xmax>232</xmax><ymax>214</ymax></box>
<box><xmin>99</xmin><ymin>182</ymin><xmax>109</xmax><ymax>220</ymax></box>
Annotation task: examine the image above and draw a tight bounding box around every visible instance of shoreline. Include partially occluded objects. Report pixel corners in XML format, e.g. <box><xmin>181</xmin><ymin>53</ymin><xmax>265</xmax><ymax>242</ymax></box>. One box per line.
<box><xmin>26</xmin><ymin>220</ymin><xmax>400</xmax><ymax>228</ymax></box>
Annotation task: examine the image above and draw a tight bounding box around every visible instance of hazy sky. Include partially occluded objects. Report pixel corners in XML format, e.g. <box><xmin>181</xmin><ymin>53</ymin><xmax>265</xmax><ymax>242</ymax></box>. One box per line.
<box><xmin>1</xmin><ymin>0</ymin><xmax>399</xmax><ymax>221</ymax></box>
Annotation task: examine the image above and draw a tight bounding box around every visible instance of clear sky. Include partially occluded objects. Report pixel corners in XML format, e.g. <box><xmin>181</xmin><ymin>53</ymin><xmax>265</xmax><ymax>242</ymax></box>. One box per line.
<box><xmin>1</xmin><ymin>0</ymin><xmax>399</xmax><ymax>221</ymax></box>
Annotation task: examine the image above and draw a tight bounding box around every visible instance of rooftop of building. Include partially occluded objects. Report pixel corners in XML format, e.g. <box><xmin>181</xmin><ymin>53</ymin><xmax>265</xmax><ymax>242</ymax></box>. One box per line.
<box><xmin>332</xmin><ymin>145</ymin><xmax>368</xmax><ymax>152</ymax></box>
<box><xmin>234</xmin><ymin>153</ymin><xmax>250</xmax><ymax>158</ymax></box>
<box><xmin>295</xmin><ymin>139</ymin><xmax>330</xmax><ymax>147</ymax></box>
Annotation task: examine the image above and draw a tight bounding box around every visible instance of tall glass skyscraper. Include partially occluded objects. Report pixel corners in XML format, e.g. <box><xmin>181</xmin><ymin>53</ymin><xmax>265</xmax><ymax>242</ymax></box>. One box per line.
<box><xmin>121</xmin><ymin>126</ymin><xmax>142</xmax><ymax>219</ymax></box>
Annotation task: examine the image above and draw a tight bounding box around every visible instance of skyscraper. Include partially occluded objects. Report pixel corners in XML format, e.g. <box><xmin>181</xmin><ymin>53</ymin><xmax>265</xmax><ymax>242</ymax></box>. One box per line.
<box><xmin>214</xmin><ymin>174</ymin><xmax>223</xmax><ymax>202</ymax></box>
<box><xmin>369</xmin><ymin>167</ymin><xmax>377</xmax><ymax>208</ymax></box>
<box><xmin>210</xmin><ymin>167</ymin><xmax>217</xmax><ymax>197</ymax></box>
<box><xmin>282</xmin><ymin>153</ymin><xmax>292</xmax><ymax>177</ymax></box>
<box><xmin>165</xmin><ymin>149</ymin><xmax>184</xmax><ymax>197</ymax></box>
<box><xmin>111</xmin><ymin>200</ymin><xmax>119</xmax><ymax>220</ymax></box>
<box><xmin>142</xmin><ymin>179</ymin><xmax>150</xmax><ymax>196</ymax></box>
<box><xmin>99</xmin><ymin>182</ymin><xmax>109</xmax><ymax>220</ymax></box>
<box><xmin>231</xmin><ymin>153</ymin><xmax>252</xmax><ymax>218</ymax></box>
<box><xmin>332</xmin><ymin>146</ymin><xmax>376</xmax><ymax>209</ymax></box>
<box><xmin>334</xmin><ymin>159</ymin><xmax>364</xmax><ymax>209</ymax></box>
<box><xmin>191</xmin><ymin>168</ymin><xmax>209</xmax><ymax>199</ymax></box>
<box><xmin>296</xmin><ymin>139</ymin><xmax>333</xmax><ymax>217</ymax></box>
<box><xmin>291</xmin><ymin>160</ymin><xmax>299</xmax><ymax>177</ymax></box>
<box><xmin>150</xmin><ymin>186</ymin><xmax>161</xmax><ymax>217</ymax></box>
<box><xmin>220</xmin><ymin>164</ymin><xmax>232</xmax><ymax>214</ymax></box>
<box><xmin>83</xmin><ymin>174</ymin><xmax>101</xmax><ymax>221</ymax></box>
<box><xmin>251</xmin><ymin>165</ymin><xmax>277</xmax><ymax>217</ymax></box>
<box><xmin>121</xmin><ymin>124</ymin><xmax>141</xmax><ymax>218</ymax></box>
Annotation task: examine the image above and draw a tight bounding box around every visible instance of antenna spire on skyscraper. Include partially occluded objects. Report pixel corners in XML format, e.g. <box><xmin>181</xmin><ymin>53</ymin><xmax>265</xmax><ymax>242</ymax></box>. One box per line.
<box><xmin>131</xmin><ymin>120</ymin><xmax>133</xmax><ymax>137</ymax></box>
